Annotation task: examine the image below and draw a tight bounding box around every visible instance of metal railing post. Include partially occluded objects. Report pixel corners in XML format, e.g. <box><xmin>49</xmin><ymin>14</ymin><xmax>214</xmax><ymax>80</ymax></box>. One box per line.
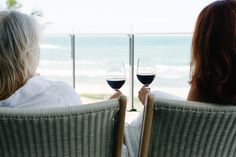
<box><xmin>70</xmin><ymin>34</ymin><xmax>76</xmax><ymax>89</ymax></box>
<box><xmin>129</xmin><ymin>34</ymin><xmax>137</xmax><ymax>111</ymax></box>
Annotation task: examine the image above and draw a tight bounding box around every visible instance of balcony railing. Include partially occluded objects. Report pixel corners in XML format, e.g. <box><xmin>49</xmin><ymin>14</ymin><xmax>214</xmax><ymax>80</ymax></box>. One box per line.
<box><xmin>37</xmin><ymin>33</ymin><xmax>192</xmax><ymax>111</ymax></box>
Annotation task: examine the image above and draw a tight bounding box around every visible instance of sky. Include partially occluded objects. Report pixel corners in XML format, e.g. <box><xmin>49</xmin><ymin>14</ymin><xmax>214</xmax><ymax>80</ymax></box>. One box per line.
<box><xmin>11</xmin><ymin>0</ymin><xmax>216</xmax><ymax>34</ymax></box>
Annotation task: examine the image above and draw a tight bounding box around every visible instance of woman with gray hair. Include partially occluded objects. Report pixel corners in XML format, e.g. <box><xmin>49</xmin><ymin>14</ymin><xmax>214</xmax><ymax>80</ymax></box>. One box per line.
<box><xmin>0</xmin><ymin>10</ymin><xmax>82</xmax><ymax>108</ymax></box>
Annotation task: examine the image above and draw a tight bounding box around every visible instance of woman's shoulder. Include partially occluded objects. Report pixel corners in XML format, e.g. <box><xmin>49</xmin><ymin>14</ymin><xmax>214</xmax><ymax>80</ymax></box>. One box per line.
<box><xmin>30</xmin><ymin>75</ymin><xmax>74</xmax><ymax>91</ymax></box>
<box><xmin>25</xmin><ymin>76</ymin><xmax>83</xmax><ymax>106</ymax></box>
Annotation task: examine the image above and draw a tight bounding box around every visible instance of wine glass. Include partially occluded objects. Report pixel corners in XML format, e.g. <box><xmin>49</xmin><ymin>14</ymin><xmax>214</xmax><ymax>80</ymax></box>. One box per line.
<box><xmin>136</xmin><ymin>58</ymin><xmax>156</xmax><ymax>87</ymax></box>
<box><xmin>106</xmin><ymin>61</ymin><xmax>126</xmax><ymax>91</ymax></box>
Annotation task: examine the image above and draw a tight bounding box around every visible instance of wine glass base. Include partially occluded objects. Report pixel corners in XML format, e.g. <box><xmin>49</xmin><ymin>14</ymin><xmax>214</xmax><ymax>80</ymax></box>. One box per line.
<box><xmin>128</xmin><ymin>108</ymin><xmax>137</xmax><ymax>112</ymax></box>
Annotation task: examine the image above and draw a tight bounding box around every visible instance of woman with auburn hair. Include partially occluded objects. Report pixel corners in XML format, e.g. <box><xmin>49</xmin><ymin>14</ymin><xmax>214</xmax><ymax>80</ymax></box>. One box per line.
<box><xmin>187</xmin><ymin>0</ymin><xmax>236</xmax><ymax>104</ymax></box>
<box><xmin>0</xmin><ymin>10</ymin><xmax>82</xmax><ymax>108</ymax></box>
<box><xmin>129</xmin><ymin>0</ymin><xmax>236</xmax><ymax>127</ymax></box>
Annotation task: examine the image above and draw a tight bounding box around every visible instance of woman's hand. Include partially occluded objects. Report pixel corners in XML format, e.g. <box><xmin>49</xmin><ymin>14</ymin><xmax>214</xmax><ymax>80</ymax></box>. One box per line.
<box><xmin>138</xmin><ymin>86</ymin><xmax>151</xmax><ymax>105</ymax></box>
<box><xmin>109</xmin><ymin>90</ymin><xmax>123</xmax><ymax>99</ymax></box>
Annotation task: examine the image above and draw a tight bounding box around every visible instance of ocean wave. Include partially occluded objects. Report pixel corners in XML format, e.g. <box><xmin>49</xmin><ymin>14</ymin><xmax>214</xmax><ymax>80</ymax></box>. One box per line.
<box><xmin>155</xmin><ymin>65</ymin><xmax>189</xmax><ymax>79</ymax></box>
<box><xmin>38</xmin><ymin>59</ymin><xmax>189</xmax><ymax>77</ymax></box>
<box><xmin>40</xmin><ymin>44</ymin><xmax>66</xmax><ymax>50</ymax></box>
<box><xmin>37</xmin><ymin>65</ymin><xmax>189</xmax><ymax>79</ymax></box>
<box><xmin>39</xmin><ymin>60</ymin><xmax>71</xmax><ymax>64</ymax></box>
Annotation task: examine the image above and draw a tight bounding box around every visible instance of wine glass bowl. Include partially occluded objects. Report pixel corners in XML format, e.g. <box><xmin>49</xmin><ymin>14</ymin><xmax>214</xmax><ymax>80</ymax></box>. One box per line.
<box><xmin>137</xmin><ymin>73</ymin><xmax>155</xmax><ymax>86</ymax></box>
<box><xmin>106</xmin><ymin>62</ymin><xmax>126</xmax><ymax>91</ymax></box>
<box><xmin>136</xmin><ymin>58</ymin><xmax>156</xmax><ymax>87</ymax></box>
<box><xmin>106</xmin><ymin>78</ymin><xmax>125</xmax><ymax>91</ymax></box>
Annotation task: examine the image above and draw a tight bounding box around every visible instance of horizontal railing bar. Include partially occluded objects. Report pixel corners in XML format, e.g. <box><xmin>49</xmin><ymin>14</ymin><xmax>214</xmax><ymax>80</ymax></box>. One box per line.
<box><xmin>43</xmin><ymin>32</ymin><xmax>193</xmax><ymax>36</ymax></box>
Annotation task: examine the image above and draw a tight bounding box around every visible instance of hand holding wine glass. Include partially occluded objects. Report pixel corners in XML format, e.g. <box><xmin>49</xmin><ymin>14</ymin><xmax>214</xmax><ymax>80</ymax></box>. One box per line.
<box><xmin>138</xmin><ymin>86</ymin><xmax>151</xmax><ymax>105</ymax></box>
<box><xmin>106</xmin><ymin>61</ymin><xmax>126</xmax><ymax>92</ymax></box>
<box><xmin>137</xmin><ymin>58</ymin><xmax>156</xmax><ymax>104</ymax></box>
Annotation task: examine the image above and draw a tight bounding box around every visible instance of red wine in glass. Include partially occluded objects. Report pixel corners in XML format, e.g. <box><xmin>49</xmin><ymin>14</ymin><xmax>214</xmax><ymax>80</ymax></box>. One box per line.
<box><xmin>137</xmin><ymin>58</ymin><xmax>156</xmax><ymax>86</ymax></box>
<box><xmin>137</xmin><ymin>73</ymin><xmax>155</xmax><ymax>86</ymax></box>
<box><xmin>106</xmin><ymin>62</ymin><xmax>126</xmax><ymax>91</ymax></box>
<box><xmin>106</xmin><ymin>78</ymin><xmax>125</xmax><ymax>91</ymax></box>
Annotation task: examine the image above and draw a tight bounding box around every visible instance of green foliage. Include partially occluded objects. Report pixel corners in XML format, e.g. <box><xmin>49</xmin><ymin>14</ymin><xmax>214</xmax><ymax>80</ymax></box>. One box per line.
<box><xmin>4</xmin><ymin>0</ymin><xmax>43</xmax><ymax>18</ymax></box>
<box><xmin>6</xmin><ymin>0</ymin><xmax>22</xmax><ymax>9</ymax></box>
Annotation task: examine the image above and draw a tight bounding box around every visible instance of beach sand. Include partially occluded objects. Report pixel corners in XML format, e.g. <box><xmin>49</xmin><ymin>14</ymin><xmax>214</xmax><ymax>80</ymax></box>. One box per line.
<box><xmin>76</xmin><ymin>86</ymin><xmax>189</xmax><ymax>123</ymax></box>
<box><xmin>75</xmin><ymin>83</ymin><xmax>189</xmax><ymax>109</ymax></box>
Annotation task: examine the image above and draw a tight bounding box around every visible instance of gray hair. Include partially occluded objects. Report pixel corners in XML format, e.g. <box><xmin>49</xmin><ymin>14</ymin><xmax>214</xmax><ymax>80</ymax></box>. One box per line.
<box><xmin>0</xmin><ymin>10</ymin><xmax>40</xmax><ymax>100</ymax></box>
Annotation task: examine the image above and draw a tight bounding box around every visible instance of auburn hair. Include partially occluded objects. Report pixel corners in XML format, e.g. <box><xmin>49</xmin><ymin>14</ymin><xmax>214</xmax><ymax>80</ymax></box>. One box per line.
<box><xmin>190</xmin><ymin>0</ymin><xmax>236</xmax><ymax>104</ymax></box>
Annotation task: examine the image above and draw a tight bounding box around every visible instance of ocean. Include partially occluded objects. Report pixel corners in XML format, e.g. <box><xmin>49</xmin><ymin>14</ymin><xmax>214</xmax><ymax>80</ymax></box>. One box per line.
<box><xmin>37</xmin><ymin>34</ymin><xmax>192</xmax><ymax>105</ymax></box>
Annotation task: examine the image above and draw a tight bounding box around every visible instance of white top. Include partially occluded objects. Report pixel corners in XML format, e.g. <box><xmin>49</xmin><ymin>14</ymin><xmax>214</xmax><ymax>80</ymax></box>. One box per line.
<box><xmin>0</xmin><ymin>76</ymin><xmax>82</xmax><ymax>108</ymax></box>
